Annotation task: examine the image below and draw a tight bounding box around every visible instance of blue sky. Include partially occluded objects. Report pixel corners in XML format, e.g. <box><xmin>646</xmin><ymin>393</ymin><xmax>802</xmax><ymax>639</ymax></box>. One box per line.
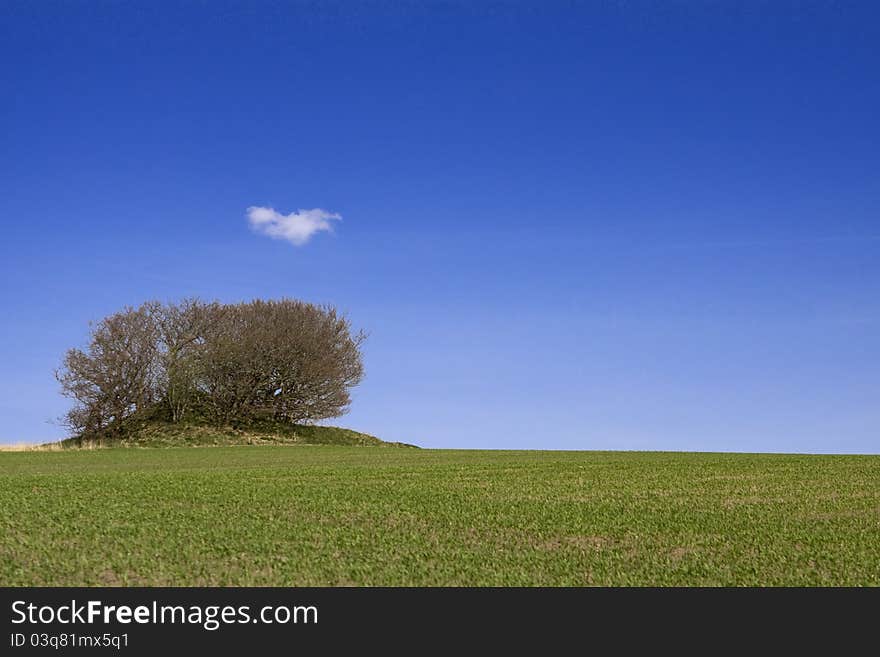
<box><xmin>1</xmin><ymin>2</ymin><xmax>878</xmax><ymax>452</ymax></box>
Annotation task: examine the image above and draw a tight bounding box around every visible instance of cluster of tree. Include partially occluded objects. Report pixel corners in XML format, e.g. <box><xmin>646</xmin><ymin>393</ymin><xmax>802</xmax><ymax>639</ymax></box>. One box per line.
<box><xmin>56</xmin><ymin>298</ymin><xmax>366</xmax><ymax>437</ymax></box>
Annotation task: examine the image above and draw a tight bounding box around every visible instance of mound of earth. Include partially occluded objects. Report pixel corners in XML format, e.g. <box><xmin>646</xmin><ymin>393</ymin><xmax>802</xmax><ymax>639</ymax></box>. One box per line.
<box><xmin>59</xmin><ymin>419</ymin><xmax>418</xmax><ymax>449</ymax></box>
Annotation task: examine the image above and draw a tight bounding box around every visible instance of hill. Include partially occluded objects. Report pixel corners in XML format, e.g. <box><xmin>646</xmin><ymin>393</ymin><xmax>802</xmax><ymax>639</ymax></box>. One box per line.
<box><xmin>56</xmin><ymin>419</ymin><xmax>417</xmax><ymax>449</ymax></box>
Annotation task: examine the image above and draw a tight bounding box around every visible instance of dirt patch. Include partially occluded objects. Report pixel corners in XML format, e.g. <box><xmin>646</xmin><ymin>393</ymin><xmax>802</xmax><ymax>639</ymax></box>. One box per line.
<box><xmin>668</xmin><ymin>546</ymin><xmax>695</xmax><ymax>561</ymax></box>
<box><xmin>803</xmin><ymin>507</ymin><xmax>880</xmax><ymax>521</ymax></box>
<box><xmin>722</xmin><ymin>496</ymin><xmax>789</xmax><ymax>509</ymax></box>
<box><xmin>538</xmin><ymin>535</ymin><xmax>615</xmax><ymax>552</ymax></box>
<box><xmin>97</xmin><ymin>568</ymin><xmax>123</xmax><ymax>586</ymax></box>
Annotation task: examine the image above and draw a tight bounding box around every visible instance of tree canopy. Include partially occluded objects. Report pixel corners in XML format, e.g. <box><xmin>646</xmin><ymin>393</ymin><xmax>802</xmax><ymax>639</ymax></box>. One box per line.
<box><xmin>56</xmin><ymin>298</ymin><xmax>366</xmax><ymax>438</ymax></box>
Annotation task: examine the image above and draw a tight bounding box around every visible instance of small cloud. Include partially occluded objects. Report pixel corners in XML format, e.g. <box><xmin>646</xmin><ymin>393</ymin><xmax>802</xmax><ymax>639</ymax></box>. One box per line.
<box><xmin>246</xmin><ymin>206</ymin><xmax>341</xmax><ymax>246</ymax></box>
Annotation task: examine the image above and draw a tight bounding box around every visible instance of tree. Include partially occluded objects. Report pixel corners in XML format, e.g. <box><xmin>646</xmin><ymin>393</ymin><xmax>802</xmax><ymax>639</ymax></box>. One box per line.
<box><xmin>147</xmin><ymin>298</ymin><xmax>216</xmax><ymax>423</ymax></box>
<box><xmin>195</xmin><ymin>299</ymin><xmax>366</xmax><ymax>425</ymax></box>
<box><xmin>196</xmin><ymin>302</ymin><xmax>259</xmax><ymax>426</ymax></box>
<box><xmin>56</xmin><ymin>305</ymin><xmax>159</xmax><ymax>437</ymax></box>
<box><xmin>245</xmin><ymin>299</ymin><xmax>365</xmax><ymax>423</ymax></box>
<box><xmin>56</xmin><ymin>298</ymin><xmax>366</xmax><ymax>438</ymax></box>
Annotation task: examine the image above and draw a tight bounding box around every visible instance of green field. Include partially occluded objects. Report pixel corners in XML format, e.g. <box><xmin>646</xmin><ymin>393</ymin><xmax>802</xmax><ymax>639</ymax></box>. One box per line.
<box><xmin>2</xmin><ymin>447</ymin><xmax>878</xmax><ymax>586</ymax></box>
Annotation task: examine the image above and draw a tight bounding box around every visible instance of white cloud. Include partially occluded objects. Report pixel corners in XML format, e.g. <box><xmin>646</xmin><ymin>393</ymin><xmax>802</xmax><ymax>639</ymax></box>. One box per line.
<box><xmin>246</xmin><ymin>206</ymin><xmax>341</xmax><ymax>246</ymax></box>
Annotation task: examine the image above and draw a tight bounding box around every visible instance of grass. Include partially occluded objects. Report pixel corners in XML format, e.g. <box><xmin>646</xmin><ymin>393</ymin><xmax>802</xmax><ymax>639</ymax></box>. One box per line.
<box><xmin>51</xmin><ymin>419</ymin><xmax>418</xmax><ymax>449</ymax></box>
<box><xmin>1</xmin><ymin>446</ymin><xmax>878</xmax><ymax>586</ymax></box>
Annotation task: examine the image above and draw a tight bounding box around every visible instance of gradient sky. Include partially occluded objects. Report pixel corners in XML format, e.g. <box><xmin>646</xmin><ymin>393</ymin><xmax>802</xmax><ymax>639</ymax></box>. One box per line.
<box><xmin>1</xmin><ymin>2</ymin><xmax>878</xmax><ymax>452</ymax></box>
